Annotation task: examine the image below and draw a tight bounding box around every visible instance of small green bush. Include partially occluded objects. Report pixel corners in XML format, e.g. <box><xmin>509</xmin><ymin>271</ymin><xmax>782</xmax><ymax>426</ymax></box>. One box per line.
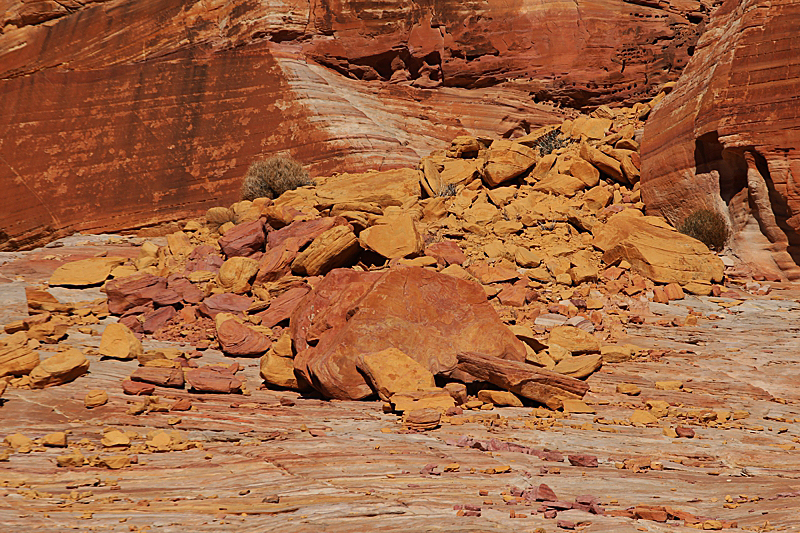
<box><xmin>240</xmin><ymin>156</ymin><xmax>312</xmax><ymax>201</ymax></box>
<box><xmin>534</xmin><ymin>128</ymin><xmax>574</xmax><ymax>157</ymax></box>
<box><xmin>678</xmin><ymin>209</ymin><xmax>728</xmax><ymax>251</ymax></box>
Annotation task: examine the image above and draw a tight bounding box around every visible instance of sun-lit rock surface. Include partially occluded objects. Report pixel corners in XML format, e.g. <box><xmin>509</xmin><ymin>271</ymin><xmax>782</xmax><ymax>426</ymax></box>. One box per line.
<box><xmin>641</xmin><ymin>0</ymin><xmax>800</xmax><ymax>280</ymax></box>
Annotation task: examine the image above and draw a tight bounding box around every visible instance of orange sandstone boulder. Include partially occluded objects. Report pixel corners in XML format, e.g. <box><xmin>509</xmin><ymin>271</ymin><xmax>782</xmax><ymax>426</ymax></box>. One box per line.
<box><xmin>592</xmin><ymin>212</ymin><xmax>724</xmax><ymax>284</ymax></box>
<box><xmin>291</xmin><ymin>267</ymin><xmax>526</xmax><ymax>400</ymax></box>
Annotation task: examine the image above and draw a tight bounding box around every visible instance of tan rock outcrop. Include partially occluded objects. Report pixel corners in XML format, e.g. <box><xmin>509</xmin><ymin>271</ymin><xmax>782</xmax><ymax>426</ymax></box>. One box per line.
<box><xmin>260</xmin><ymin>333</ymin><xmax>301</xmax><ymax>390</ymax></box>
<box><xmin>548</xmin><ymin>326</ymin><xmax>600</xmax><ymax>355</ymax></box>
<box><xmin>315</xmin><ymin>169</ymin><xmax>422</xmax><ymax>209</ymax></box>
<box><xmin>216</xmin><ymin>317</ymin><xmax>272</xmax><ymax>357</ymax></box>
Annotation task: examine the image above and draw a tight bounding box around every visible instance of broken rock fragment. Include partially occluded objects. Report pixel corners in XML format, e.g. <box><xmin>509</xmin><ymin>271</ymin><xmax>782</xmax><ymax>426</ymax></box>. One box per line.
<box><xmin>404</xmin><ymin>408</ymin><xmax>441</xmax><ymax>430</ymax></box>
<box><xmin>122</xmin><ymin>380</ymin><xmax>155</xmax><ymax>396</ymax></box>
<box><xmin>260</xmin><ymin>332</ymin><xmax>302</xmax><ymax>389</ymax></box>
<box><xmin>482</xmin><ymin>140</ymin><xmax>539</xmax><ymax>187</ymax></box>
<box><xmin>29</xmin><ymin>348</ymin><xmax>89</xmax><ymax>388</ymax></box>
<box><xmin>0</xmin><ymin>331</ymin><xmax>40</xmax><ymax>378</ymax></box>
<box><xmin>477</xmin><ymin>390</ymin><xmax>523</xmax><ymax>407</ymax></box>
<box><xmin>291</xmin><ymin>225</ymin><xmax>360</xmax><ymax>276</ymax></box>
<box><xmin>104</xmin><ymin>274</ymin><xmax>167</xmax><ymax>315</ymax></box>
<box><xmin>593</xmin><ymin>212</ymin><xmax>724</xmax><ymax>284</ymax></box>
<box><xmin>356</xmin><ymin>347</ymin><xmax>437</xmax><ymax>401</ymax></box>
<box><xmin>218</xmin><ymin>218</ymin><xmax>266</xmax><ymax>258</ymax></box>
<box><xmin>98</xmin><ymin>323</ymin><xmax>143</xmax><ymax>360</ymax></box>
<box><xmin>48</xmin><ymin>257</ymin><xmax>126</xmax><ymax>287</ymax></box>
<box><xmin>456</xmin><ymin>351</ymin><xmax>589</xmax><ymax>409</ymax></box>
<box><xmin>217</xmin><ymin>257</ymin><xmax>259</xmax><ymax>293</ymax></box>
<box><xmin>390</xmin><ymin>389</ymin><xmax>456</xmax><ymax>413</ymax></box>
<box><xmin>358</xmin><ymin>213</ymin><xmax>423</xmax><ymax>259</ymax></box>
<box><xmin>84</xmin><ymin>389</ymin><xmax>109</xmax><ymax>408</ymax></box>
<box><xmin>553</xmin><ymin>355</ymin><xmax>603</xmax><ymax>379</ymax></box>
<box><xmin>548</xmin><ymin>326</ymin><xmax>600</xmax><ymax>354</ymax></box>
<box><xmin>216</xmin><ymin>317</ymin><xmax>272</xmax><ymax>356</ymax></box>
<box><xmin>129</xmin><ymin>367</ymin><xmax>185</xmax><ymax>388</ymax></box>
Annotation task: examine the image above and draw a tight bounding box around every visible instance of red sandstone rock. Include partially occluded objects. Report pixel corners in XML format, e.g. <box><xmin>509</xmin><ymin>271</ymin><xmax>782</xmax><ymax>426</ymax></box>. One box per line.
<box><xmin>634</xmin><ymin>506</ymin><xmax>668</xmax><ymax>522</ymax></box>
<box><xmin>255</xmin><ymin>286</ymin><xmax>311</xmax><ymax>328</ymax></box>
<box><xmin>185</xmin><ymin>368</ymin><xmax>242</xmax><ymax>393</ymax></box>
<box><xmin>425</xmin><ymin>241</ymin><xmax>466</xmax><ymax>266</ymax></box>
<box><xmin>675</xmin><ymin>426</ymin><xmax>695</xmax><ymax>438</ymax></box>
<box><xmin>197</xmin><ymin>294</ymin><xmax>253</xmax><ymax>318</ymax></box>
<box><xmin>567</xmin><ymin>454</ymin><xmax>598</xmax><ymax>468</ymax></box>
<box><xmin>497</xmin><ymin>282</ymin><xmax>529</xmax><ymax>307</ymax></box>
<box><xmin>218</xmin><ymin>218</ymin><xmax>267</xmax><ymax>258</ymax></box>
<box><xmin>256</xmin><ymin>246</ymin><xmax>298</xmax><ymax>284</ymax></box>
<box><xmin>216</xmin><ymin>319</ymin><xmax>272</xmax><ymax>357</ymax></box>
<box><xmin>142</xmin><ymin>306</ymin><xmax>177</xmax><ymax>334</ymax></box>
<box><xmin>129</xmin><ymin>367</ymin><xmax>185</xmax><ymax>388</ymax></box>
<box><xmin>150</xmin><ymin>289</ymin><xmax>181</xmax><ymax>307</ymax></box>
<box><xmin>292</xmin><ymin>267</ymin><xmax>527</xmax><ymax>400</ymax></box>
<box><xmin>267</xmin><ymin>217</ymin><xmax>346</xmax><ymax>251</ymax></box>
<box><xmin>529</xmin><ymin>484</ymin><xmax>557</xmax><ymax>502</ymax></box>
<box><xmin>167</xmin><ymin>277</ymin><xmax>204</xmax><ymax>304</ymax></box>
<box><xmin>185</xmin><ymin>248</ymin><xmax>224</xmax><ymax>274</ymax></box>
<box><xmin>641</xmin><ymin>0</ymin><xmax>800</xmax><ymax>279</ymax></box>
<box><xmin>290</xmin><ymin>269</ymin><xmax>383</xmax><ymax>354</ymax></box>
<box><xmin>0</xmin><ymin>0</ymin><xmax>707</xmax><ymax>251</ymax></box>
<box><xmin>105</xmin><ymin>275</ymin><xmax>167</xmax><ymax>315</ymax></box>
<box><xmin>170</xmin><ymin>398</ymin><xmax>192</xmax><ymax>411</ymax></box>
<box><xmin>122</xmin><ymin>380</ymin><xmax>155</xmax><ymax>396</ymax></box>
<box><xmin>456</xmin><ymin>352</ymin><xmax>589</xmax><ymax>409</ymax></box>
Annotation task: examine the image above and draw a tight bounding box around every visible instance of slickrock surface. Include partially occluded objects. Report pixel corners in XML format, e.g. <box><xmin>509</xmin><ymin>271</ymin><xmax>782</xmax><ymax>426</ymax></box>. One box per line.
<box><xmin>2</xmin><ymin>237</ymin><xmax>800</xmax><ymax>532</ymax></box>
<box><xmin>641</xmin><ymin>0</ymin><xmax>800</xmax><ymax>280</ymax></box>
<box><xmin>0</xmin><ymin>0</ymin><xmax>711</xmax><ymax>250</ymax></box>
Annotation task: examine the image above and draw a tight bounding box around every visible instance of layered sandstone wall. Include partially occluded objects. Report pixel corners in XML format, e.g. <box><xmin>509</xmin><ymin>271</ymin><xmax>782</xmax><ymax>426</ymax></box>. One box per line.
<box><xmin>641</xmin><ymin>0</ymin><xmax>800</xmax><ymax>279</ymax></box>
<box><xmin>1</xmin><ymin>0</ymin><xmax>709</xmax><ymax>249</ymax></box>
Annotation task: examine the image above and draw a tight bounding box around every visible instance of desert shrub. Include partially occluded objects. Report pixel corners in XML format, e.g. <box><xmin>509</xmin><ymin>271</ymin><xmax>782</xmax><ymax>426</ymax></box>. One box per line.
<box><xmin>240</xmin><ymin>156</ymin><xmax>312</xmax><ymax>201</ymax></box>
<box><xmin>534</xmin><ymin>128</ymin><xmax>574</xmax><ymax>157</ymax></box>
<box><xmin>435</xmin><ymin>183</ymin><xmax>458</xmax><ymax>197</ymax></box>
<box><xmin>678</xmin><ymin>209</ymin><xmax>728</xmax><ymax>251</ymax></box>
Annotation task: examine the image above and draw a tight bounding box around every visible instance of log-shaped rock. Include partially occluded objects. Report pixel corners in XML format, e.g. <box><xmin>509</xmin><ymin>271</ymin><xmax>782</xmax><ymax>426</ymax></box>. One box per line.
<box><xmin>455</xmin><ymin>351</ymin><xmax>589</xmax><ymax>409</ymax></box>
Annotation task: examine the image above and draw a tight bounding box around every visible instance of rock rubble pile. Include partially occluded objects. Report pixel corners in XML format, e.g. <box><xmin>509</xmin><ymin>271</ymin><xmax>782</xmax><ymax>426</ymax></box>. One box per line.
<box><xmin>1</xmin><ymin>90</ymin><xmax>731</xmax><ymax>426</ymax></box>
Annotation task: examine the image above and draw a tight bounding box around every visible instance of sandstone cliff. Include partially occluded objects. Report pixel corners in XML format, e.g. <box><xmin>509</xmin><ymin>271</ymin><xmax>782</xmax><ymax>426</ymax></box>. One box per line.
<box><xmin>641</xmin><ymin>0</ymin><xmax>800</xmax><ymax>279</ymax></box>
<box><xmin>1</xmin><ymin>0</ymin><xmax>710</xmax><ymax>249</ymax></box>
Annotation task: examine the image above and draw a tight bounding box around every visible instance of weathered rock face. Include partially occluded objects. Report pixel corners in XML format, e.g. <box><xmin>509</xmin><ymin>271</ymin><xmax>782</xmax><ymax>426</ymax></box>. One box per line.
<box><xmin>641</xmin><ymin>0</ymin><xmax>800</xmax><ymax>279</ymax></box>
<box><xmin>0</xmin><ymin>0</ymin><xmax>708</xmax><ymax>250</ymax></box>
